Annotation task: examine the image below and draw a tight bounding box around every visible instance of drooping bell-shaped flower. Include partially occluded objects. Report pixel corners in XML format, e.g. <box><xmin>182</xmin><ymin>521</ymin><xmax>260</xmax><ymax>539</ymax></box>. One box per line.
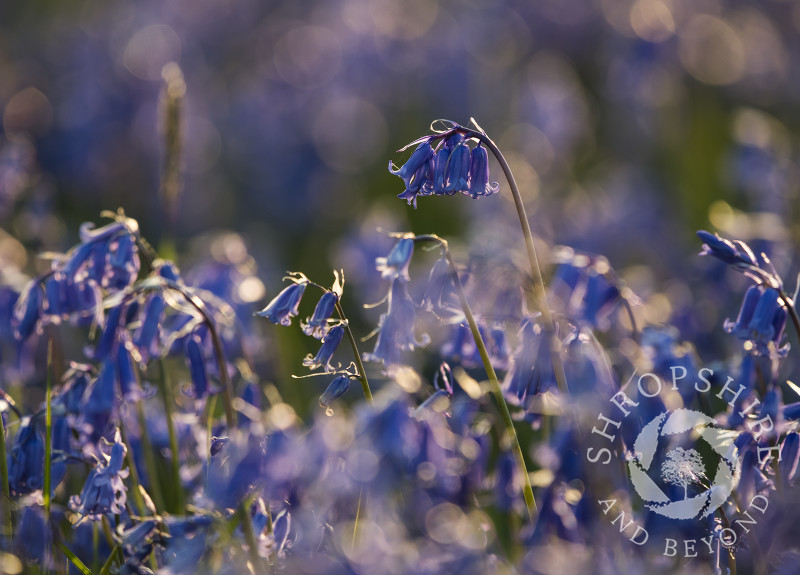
<box><xmin>69</xmin><ymin>432</ymin><xmax>129</xmax><ymax>521</ymax></box>
<box><xmin>319</xmin><ymin>375</ymin><xmax>352</xmax><ymax>408</ymax></box>
<box><xmin>375</xmin><ymin>237</ymin><xmax>414</xmax><ymax>281</ymax></box>
<box><xmin>364</xmin><ymin>278</ymin><xmax>429</xmax><ymax>369</ymax></box>
<box><xmin>256</xmin><ymin>281</ymin><xmax>307</xmax><ymax>326</ymax></box>
<box><xmin>301</xmin><ymin>291</ymin><xmax>338</xmax><ymax>339</ymax></box>
<box><xmin>444</xmin><ymin>141</ymin><xmax>471</xmax><ymax>193</ymax></box>
<box><xmin>467</xmin><ymin>144</ymin><xmax>499</xmax><ymax>198</ymax></box>
<box><xmin>302</xmin><ymin>324</ymin><xmax>345</xmax><ymax>371</ymax></box>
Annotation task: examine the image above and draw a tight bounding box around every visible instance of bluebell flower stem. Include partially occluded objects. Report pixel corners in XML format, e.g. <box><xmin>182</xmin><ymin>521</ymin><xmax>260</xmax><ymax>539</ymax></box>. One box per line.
<box><xmin>163</xmin><ymin>281</ymin><xmax>237</xmax><ymax>428</ymax></box>
<box><xmin>334</xmin><ymin>300</ymin><xmax>373</xmax><ymax>403</ymax></box>
<box><xmin>779</xmin><ymin>290</ymin><xmax>800</xmax><ymax>342</ymax></box>
<box><xmin>157</xmin><ymin>359</ymin><xmax>185</xmax><ymax>514</ymax></box>
<box><xmin>0</xmin><ymin>405</ymin><xmax>11</xmax><ymax>541</ymax></box>
<box><xmin>119</xmin><ymin>421</ymin><xmax>147</xmax><ymax>516</ymax></box>
<box><xmin>135</xmin><ymin>401</ymin><xmax>166</xmax><ymax>513</ymax></box>
<box><xmin>43</xmin><ymin>338</ymin><xmax>53</xmax><ymax>522</ymax></box>
<box><xmin>462</xmin><ymin>128</ymin><xmax>568</xmax><ymax>395</ymax></box>
<box><xmin>419</xmin><ymin>236</ymin><xmax>537</xmax><ymax>522</ymax></box>
<box><xmin>57</xmin><ymin>541</ymin><xmax>92</xmax><ymax>575</ymax></box>
<box><xmin>239</xmin><ymin>501</ymin><xmax>267</xmax><ymax>574</ymax></box>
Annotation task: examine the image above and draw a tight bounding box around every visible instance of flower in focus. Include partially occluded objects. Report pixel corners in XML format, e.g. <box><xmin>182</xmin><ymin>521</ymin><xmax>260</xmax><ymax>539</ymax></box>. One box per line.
<box><xmin>301</xmin><ymin>291</ymin><xmax>338</xmax><ymax>339</ymax></box>
<box><xmin>302</xmin><ymin>324</ymin><xmax>345</xmax><ymax>371</ymax></box>
<box><xmin>256</xmin><ymin>277</ymin><xmax>308</xmax><ymax>326</ymax></box>
<box><xmin>389</xmin><ymin>122</ymin><xmax>499</xmax><ymax>207</ymax></box>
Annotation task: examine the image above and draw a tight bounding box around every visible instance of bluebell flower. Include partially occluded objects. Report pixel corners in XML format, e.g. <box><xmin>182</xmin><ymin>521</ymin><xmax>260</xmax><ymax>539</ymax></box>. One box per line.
<box><xmin>779</xmin><ymin>432</ymin><xmax>799</xmax><ymax>484</ymax></box>
<box><xmin>17</xmin><ymin>505</ymin><xmax>47</xmax><ymax>563</ymax></box>
<box><xmin>319</xmin><ymin>375</ymin><xmax>351</xmax><ymax>408</ymax></box>
<box><xmin>118</xmin><ymin>519</ymin><xmax>159</xmax><ymax>572</ymax></box>
<box><xmin>375</xmin><ymin>236</ymin><xmax>414</xmax><ymax>281</ymax></box>
<box><xmin>184</xmin><ymin>333</ymin><xmax>212</xmax><ymax>399</ymax></box>
<box><xmin>301</xmin><ymin>291</ymin><xmax>338</xmax><ymax>339</ymax></box>
<box><xmin>697</xmin><ymin>230</ymin><xmax>759</xmax><ymax>269</ymax></box>
<box><xmin>467</xmin><ymin>144</ymin><xmax>499</xmax><ymax>198</ymax></box>
<box><xmin>443</xmin><ymin>141</ymin><xmax>471</xmax><ymax>193</ymax></box>
<box><xmin>78</xmin><ymin>359</ymin><xmax>117</xmax><ymax>441</ymax></box>
<box><xmin>69</xmin><ymin>432</ymin><xmax>129</xmax><ymax>521</ymax></box>
<box><xmin>206</xmin><ymin>432</ymin><xmax>264</xmax><ymax>509</ymax></box>
<box><xmin>364</xmin><ymin>278</ymin><xmax>429</xmax><ymax>369</ymax></box>
<box><xmin>12</xmin><ymin>279</ymin><xmax>42</xmax><ymax>341</ymax></box>
<box><xmin>419</xmin><ymin>255</ymin><xmax>453</xmax><ymax>314</ymax></box>
<box><xmin>256</xmin><ymin>280</ymin><xmax>307</xmax><ymax>326</ymax></box>
<box><xmin>724</xmin><ymin>285</ymin><xmax>788</xmax><ymax>354</ymax></box>
<box><xmin>8</xmin><ymin>420</ymin><xmax>44</xmax><ymax>495</ymax></box>
<box><xmin>133</xmin><ymin>293</ymin><xmax>165</xmax><ymax>359</ymax></box>
<box><xmin>503</xmin><ymin>315</ymin><xmax>558</xmax><ymax>406</ymax></box>
<box><xmin>389</xmin><ymin>141</ymin><xmax>435</xmax><ymax>206</ymax></box>
<box><xmin>302</xmin><ymin>324</ymin><xmax>344</xmax><ymax>371</ymax></box>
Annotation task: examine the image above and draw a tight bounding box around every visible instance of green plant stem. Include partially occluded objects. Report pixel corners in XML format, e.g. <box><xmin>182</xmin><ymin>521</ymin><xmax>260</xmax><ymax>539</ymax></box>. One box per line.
<box><xmin>57</xmin><ymin>541</ymin><xmax>93</xmax><ymax>575</ymax></box>
<box><xmin>157</xmin><ymin>359</ymin><xmax>185</xmax><ymax>514</ymax></box>
<box><xmin>118</xmin><ymin>421</ymin><xmax>147</xmax><ymax>516</ymax></box>
<box><xmin>463</xmin><ymin>127</ymin><xmax>568</xmax><ymax>395</ymax></box>
<box><xmin>779</xmin><ymin>290</ymin><xmax>800</xmax><ymax>342</ymax></box>
<box><xmin>44</xmin><ymin>339</ymin><xmax>53</xmax><ymax>522</ymax></box>
<box><xmin>239</xmin><ymin>501</ymin><xmax>266</xmax><ymax>574</ymax></box>
<box><xmin>98</xmin><ymin>543</ymin><xmax>121</xmax><ymax>575</ymax></box>
<box><xmin>135</xmin><ymin>401</ymin><xmax>166</xmax><ymax>513</ymax></box>
<box><xmin>418</xmin><ymin>235</ymin><xmax>537</xmax><ymax>522</ymax></box>
<box><xmin>334</xmin><ymin>300</ymin><xmax>373</xmax><ymax>403</ymax></box>
<box><xmin>0</xmin><ymin>401</ymin><xmax>11</xmax><ymax>540</ymax></box>
<box><xmin>163</xmin><ymin>282</ymin><xmax>236</xmax><ymax>428</ymax></box>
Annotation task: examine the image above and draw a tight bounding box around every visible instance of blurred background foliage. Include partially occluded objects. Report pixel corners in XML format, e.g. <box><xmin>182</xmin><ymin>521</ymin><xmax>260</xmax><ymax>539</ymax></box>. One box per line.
<box><xmin>1</xmin><ymin>0</ymin><xmax>799</xmax><ymax>399</ymax></box>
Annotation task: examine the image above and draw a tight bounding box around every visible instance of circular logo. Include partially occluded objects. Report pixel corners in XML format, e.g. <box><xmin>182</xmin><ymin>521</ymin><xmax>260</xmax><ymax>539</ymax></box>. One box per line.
<box><xmin>628</xmin><ymin>408</ymin><xmax>740</xmax><ymax>521</ymax></box>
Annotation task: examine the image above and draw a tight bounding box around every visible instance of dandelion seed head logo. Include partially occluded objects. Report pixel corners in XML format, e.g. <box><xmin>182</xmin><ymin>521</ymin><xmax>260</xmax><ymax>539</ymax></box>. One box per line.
<box><xmin>586</xmin><ymin>367</ymin><xmax>772</xmax><ymax>557</ymax></box>
<box><xmin>628</xmin><ymin>409</ymin><xmax>740</xmax><ymax>521</ymax></box>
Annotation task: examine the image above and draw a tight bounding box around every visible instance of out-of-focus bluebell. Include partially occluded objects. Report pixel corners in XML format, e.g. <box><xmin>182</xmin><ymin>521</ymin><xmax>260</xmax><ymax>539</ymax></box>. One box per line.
<box><xmin>698</xmin><ymin>230</ymin><xmax>782</xmax><ymax>288</ymax></box>
<box><xmin>183</xmin><ymin>333</ymin><xmax>215</xmax><ymax>399</ymax></box>
<box><xmin>419</xmin><ymin>254</ymin><xmax>453</xmax><ymax>315</ymax></box>
<box><xmin>724</xmin><ymin>285</ymin><xmax>788</xmax><ymax>356</ymax></box>
<box><xmin>206</xmin><ymin>431</ymin><xmax>265</xmax><ymax>510</ymax></box>
<box><xmin>303</xmin><ymin>324</ymin><xmax>344</xmax><ymax>372</ymax></box>
<box><xmin>69</xmin><ymin>431</ymin><xmax>129</xmax><ymax>521</ymax></box>
<box><xmin>301</xmin><ymin>291</ymin><xmax>338</xmax><ymax>339</ymax></box>
<box><xmin>118</xmin><ymin>519</ymin><xmax>159</xmax><ymax>574</ymax></box>
<box><xmin>375</xmin><ymin>236</ymin><xmax>414</xmax><ymax>281</ymax></box>
<box><xmin>503</xmin><ymin>315</ymin><xmax>558</xmax><ymax>407</ymax></box>
<box><xmin>779</xmin><ymin>432</ymin><xmax>799</xmax><ymax>485</ymax></box>
<box><xmin>8</xmin><ymin>418</ymin><xmax>66</xmax><ymax>496</ymax></box>
<box><xmin>77</xmin><ymin>359</ymin><xmax>118</xmax><ymax>442</ymax></box>
<box><xmin>133</xmin><ymin>292</ymin><xmax>165</xmax><ymax>361</ymax></box>
<box><xmin>17</xmin><ymin>504</ymin><xmax>47</xmax><ymax>564</ymax></box>
<box><xmin>364</xmin><ymin>278</ymin><xmax>429</xmax><ymax>370</ymax></box>
<box><xmin>256</xmin><ymin>278</ymin><xmax>307</xmax><ymax>327</ymax></box>
<box><xmin>12</xmin><ymin>279</ymin><xmax>42</xmax><ymax>341</ymax></box>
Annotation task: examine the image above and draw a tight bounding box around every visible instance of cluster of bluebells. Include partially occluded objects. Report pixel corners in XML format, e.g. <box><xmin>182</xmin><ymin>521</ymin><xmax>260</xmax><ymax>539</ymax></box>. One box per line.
<box><xmin>6</xmin><ymin>118</ymin><xmax>800</xmax><ymax>575</ymax></box>
<box><xmin>389</xmin><ymin>122</ymin><xmax>499</xmax><ymax>208</ymax></box>
<box><xmin>256</xmin><ymin>270</ymin><xmax>357</xmax><ymax>407</ymax></box>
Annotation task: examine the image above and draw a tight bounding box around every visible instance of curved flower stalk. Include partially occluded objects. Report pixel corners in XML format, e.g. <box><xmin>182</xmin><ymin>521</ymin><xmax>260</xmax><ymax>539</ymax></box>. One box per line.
<box><xmin>388</xmin><ymin>119</ymin><xmax>568</xmax><ymax>396</ymax></box>
<box><xmin>256</xmin><ymin>270</ymin><xmax>373</xmax><ymax>404</ymax></box>
<box><xmin>365</xmin><ymin>232</ymin><xmax>538</xmax><ymax>522</ymax></box>
<box><xmin>698</xmin><ymin>230</ymin><xmax>800</xmax><ymax>344</ymax></box>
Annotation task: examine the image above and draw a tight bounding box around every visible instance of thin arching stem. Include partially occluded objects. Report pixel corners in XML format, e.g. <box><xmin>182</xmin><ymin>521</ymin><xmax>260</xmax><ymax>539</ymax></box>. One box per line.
<box><xmin>335</xmin><ymin>301</ymin><xmax>373</xmax><ymax>403</ymax></box>
<box><xmin>415</xmin><ymin>234</ymin><xmax>537</xmax><ymax>522</ymax></box>
<box><xmin>304</xmin><ymin>281</ymin><xmax>374</xmax><ymax>404</ymax></box>
<box><xmin>459</xmin><ymin>127</ymin><xmax>569</xmax><ymax>395</ymax></box>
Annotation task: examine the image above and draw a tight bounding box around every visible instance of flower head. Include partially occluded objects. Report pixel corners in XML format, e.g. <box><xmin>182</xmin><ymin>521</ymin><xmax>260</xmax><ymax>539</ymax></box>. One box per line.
<box><xmin>256</xmin><ymin>279</ymin><xmax>307</xmax><ymax>326</ymax></box>
<box><xmin>69</xmin><ymin>431</ymin><xmax>129</xmax><ymax>521</ymax></box>
<box><xmin>301</xmin><ymin>291</ymin><xmax>338</xmax><ymax>339</ymax></box>
<box><xmin>302</xmin><ymin>324</ymin><xmax>345</xmax><ymax>371</ymax></box>
<box><xmin>375</xmin><ymin>236</ymin><xmax>414</xmax><ymax>281</ymax></box>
